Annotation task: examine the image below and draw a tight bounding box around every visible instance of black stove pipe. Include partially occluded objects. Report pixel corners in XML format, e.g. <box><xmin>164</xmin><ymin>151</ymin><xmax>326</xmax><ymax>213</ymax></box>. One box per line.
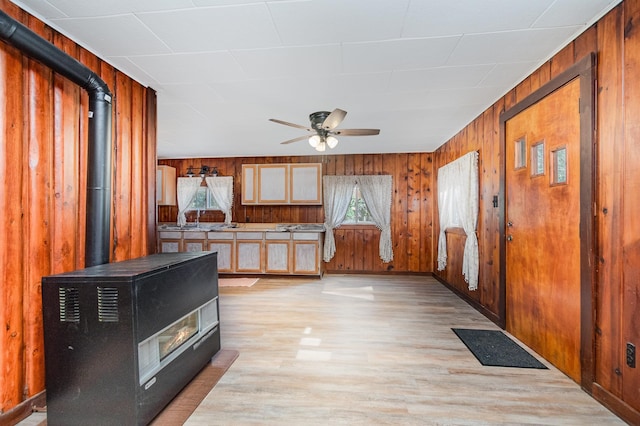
<box><xmin>0</xmin><ymin>10</ymin><xmax>113</xmax><ymax>267</ymax></box>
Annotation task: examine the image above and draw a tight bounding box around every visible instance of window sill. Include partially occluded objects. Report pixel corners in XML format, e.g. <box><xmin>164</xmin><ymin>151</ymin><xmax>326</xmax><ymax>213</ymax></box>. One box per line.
<box><xmin>444</xmin><ymin>227</ymin><xmax>466</xmax><ymax>236</ymax></box>
<box><xmin>337</xmin><ymin>224</ymin><xmax>379</xmax><ymax>231</ymax></box>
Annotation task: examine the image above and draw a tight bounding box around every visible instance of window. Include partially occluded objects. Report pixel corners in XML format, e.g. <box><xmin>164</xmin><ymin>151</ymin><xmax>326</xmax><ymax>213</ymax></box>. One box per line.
<box><xmin>187</xmin><ymin>187</ymin><xmax>221</xmax><ymax>211</ymax></box>
<box><xmin>514</xmin><ymin>137</ymin><xmax>526</xmax><ymax>169</ymax></box>
<box><xmin>343</xmin><ymin>185</ymin><xmax>373</xmax><ymax>224</ymax></box>
<box><xmin>530</xmin><ymin>141</ymin><xmax>545</xmax><ymax>177</ymax></box>
<box><xmin>551</xmin><ymin>146</ymin><xmax>568</xmax><ymax>185</ymax></box>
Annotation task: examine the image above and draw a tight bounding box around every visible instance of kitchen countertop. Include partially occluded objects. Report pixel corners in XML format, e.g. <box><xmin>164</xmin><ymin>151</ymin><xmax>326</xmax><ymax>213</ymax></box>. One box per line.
<box><xmin>158</xmin><ymin>223</ymin><xmax>325</xmax><ymax>232</ymax></box>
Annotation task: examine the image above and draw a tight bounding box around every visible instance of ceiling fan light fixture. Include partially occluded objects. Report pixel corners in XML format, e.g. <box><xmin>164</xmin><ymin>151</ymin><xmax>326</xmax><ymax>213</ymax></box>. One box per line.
<box><xmin>315</xmin><ymin>141</ymin><xmax>326</xmax><ymax>152</ymax></box>
<box><xmin>309</xmin><ymin>134</ymin><xmax>321</xmax><ymax>147</ymax></box>
<box><xmin>326</xmin><ymin>135</ymin><xmax>338</xmax><ymax>149</ymax></box>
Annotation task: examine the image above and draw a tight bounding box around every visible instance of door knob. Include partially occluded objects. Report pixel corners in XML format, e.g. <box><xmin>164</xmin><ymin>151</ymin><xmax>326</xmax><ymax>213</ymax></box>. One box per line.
<box><xmin>507</xmin><ymin>235</ymin><xmax>513</xmax><ymax>241</ymax></box>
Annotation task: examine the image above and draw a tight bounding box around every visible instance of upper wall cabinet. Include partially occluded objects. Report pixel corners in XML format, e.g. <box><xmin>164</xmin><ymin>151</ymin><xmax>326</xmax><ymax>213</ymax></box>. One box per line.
<box><xmin>242</xmin><ymin>163</ymin><xmax>322</xmax><ymax>205</ymax></box>
<box><xmin>157</xmin><ymin>165</ymin><xmax>176</xmax><ymax>206</ymax></box>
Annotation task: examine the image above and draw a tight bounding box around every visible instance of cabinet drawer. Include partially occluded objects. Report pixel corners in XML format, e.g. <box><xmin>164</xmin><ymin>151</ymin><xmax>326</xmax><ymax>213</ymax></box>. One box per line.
<box><xmin>208</xmin><ymin>232</ymin><xmax>234</xmax><ymax>240</ymax></box>
<box><xmin>159</xmin><ymin>231</ymin><xmax>182</xmax><ymax>239</ymax></box>
<box><xmin>236</xmin><ymin>232</ymin><xmax>263</xmax><ymax>240</ymax></box>
<box><xmin>293</xmin><ymin>232</ymin><xmax>320</xmax><ymax>241</ymax></box>
<box><xmin>183</xmin><ymin>231</ymin><xmax>206</xmax><ymax>239</ymax></box>
<box><xmin>266</xmin><ymin>232</ymin><xmax>290</xmax><ymax>240</ymax></box>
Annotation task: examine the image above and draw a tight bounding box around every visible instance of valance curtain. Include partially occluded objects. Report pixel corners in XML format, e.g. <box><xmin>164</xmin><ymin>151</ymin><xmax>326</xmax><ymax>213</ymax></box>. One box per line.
<box><xmin>176</xmin><ymin>177</ymin><xmax>201</xmax><ymax>227</ymax></box>
<box><xmin>357</xmin><ymin>175</ymin><xmax>394</xmax><ymax>263</ymax></box>
<box><xmin>322</xmin><ymin>176</ymin><xmax>357</xmax><ymax>262</ymax></box>
<box><xmin>205</xmin><ymin>176</ymin><xmax>234</xmax><ymax>224</ymax></box>
<box><xmin>436</xmin><ymin>151</ymin><xmax>479</xmax><ymax>290</ymax></box>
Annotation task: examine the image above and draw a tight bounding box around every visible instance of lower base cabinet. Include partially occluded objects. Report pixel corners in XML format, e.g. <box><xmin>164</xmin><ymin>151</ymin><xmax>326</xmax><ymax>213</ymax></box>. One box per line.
<box><xmin>293</xmin><ymin>241</ymin><xmax>320</xmax><ymax>274</ymax></box>
<box><xmin>158</xmin><ymin>227</ymin><xmax>322</xmax><ymax>276</ymax></box>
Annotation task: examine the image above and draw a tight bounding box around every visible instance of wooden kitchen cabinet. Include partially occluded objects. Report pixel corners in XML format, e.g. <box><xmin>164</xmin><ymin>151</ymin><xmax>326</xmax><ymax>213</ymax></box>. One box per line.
<box><xmin>208</xmin><ymin>232</ymin><xmax>234</xmax><ymax>272</ymax></box>
<box><xmin>292</xmin><ymin>232</ymin><xmax>321</xmax><ymax>275</ymax></box>
<box><xmin>242</xmin><ymin>163</ymin><xmax>322</xmax><ymax>205</ymax></box>
<box><xmin>290</xmin><ymin>163</ymin><xmax>322</xmax><ymax>204</ymax></box>
<box><xmin>157</xmin><ymin>225</ymin><xmax>322</xmax><ymax>276</ymax></box>
<box><xmin>241</xmin><ymin>165</ymin><xmax>257</xmax><ymax>204</ymax></box>
<box><xmin>158</xmin><ymin>231</ymin><xmax>182</xmax><ymax>252</ymax></box>
<box><xmin>183</xmin><ymin>231</ymin><xmax>207</xmax><ymax>252</ymax></box>
<box><xmin>265</xmin><ymin>232</ymin><xmax>291</xmax><ymax>273</ymax></box>
<box><xmin>156</xmin><ymin>165</ymin><xmax>176</xmax><ymax>206</ymax></box>
<box><xmin>235</xmin><ymin>232</ymin><xmax>263</xmax><ymax>273</ymax></box>
<box><xmin>258</xmin><ymin>164</ymin><xmax>288</xmax><ymax>204</ymax></box>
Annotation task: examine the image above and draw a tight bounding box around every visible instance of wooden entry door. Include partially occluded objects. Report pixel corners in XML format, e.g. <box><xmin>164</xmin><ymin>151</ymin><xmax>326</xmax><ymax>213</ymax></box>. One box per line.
<box><xmin>505</xmin><ymin>77</ymin><xmax>582</xmax><ymax>382</ymax></box>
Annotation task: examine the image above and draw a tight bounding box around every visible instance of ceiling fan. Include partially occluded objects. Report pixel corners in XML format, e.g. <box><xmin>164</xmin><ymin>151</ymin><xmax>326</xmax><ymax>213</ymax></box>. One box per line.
<box><xmin>269</xmin><ymin>108</ymin><xmax>380</xmax><ymax>152</ymax></box>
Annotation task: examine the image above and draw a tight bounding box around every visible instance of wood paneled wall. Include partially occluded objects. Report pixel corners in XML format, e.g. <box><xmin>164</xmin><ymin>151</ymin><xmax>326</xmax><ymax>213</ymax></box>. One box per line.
<box><xmin>158</xmin><ymin>153</ymin><xmax>434</xmax><ymax>274</ymax></box>
<box><xmin>433</xmin><ymin>0</ymin><xmax>640</xmax><ymax>422</ymax></box>
<box><xmin>0</xmin><ymin>1</ymin><xmax>157</xmax><ymax>416</ymax></box>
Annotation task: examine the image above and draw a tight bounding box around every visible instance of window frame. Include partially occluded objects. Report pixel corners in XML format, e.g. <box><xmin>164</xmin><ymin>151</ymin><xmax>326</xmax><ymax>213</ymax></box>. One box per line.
<box><xmin>186</xmin><ymin>186</ymin><xmax>222</xmax><ymax>211</ymax></box>
<box><xmin>342</xmin><ymin>184</ymin><xmax>375</xmax><ymax>225</ymax></box>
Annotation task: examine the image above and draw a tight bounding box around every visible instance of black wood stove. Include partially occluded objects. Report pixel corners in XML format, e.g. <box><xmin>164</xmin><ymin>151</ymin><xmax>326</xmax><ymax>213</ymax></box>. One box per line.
<box><xmin>41</xmin><ymin>252</ymin><xmax>220</xmax><ymax>425</ymax></box>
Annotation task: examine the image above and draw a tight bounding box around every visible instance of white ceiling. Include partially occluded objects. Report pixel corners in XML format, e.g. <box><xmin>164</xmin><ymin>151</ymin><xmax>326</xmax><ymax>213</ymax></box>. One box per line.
<box><xmin>11</xmin><ymin>0</ymin><xmax>621</xmax><ymax>159</ymax></box>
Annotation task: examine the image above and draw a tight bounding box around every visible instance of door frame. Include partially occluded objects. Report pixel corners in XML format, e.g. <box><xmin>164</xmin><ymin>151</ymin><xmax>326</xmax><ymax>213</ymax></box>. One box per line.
<box><xmin>498</xmin><ymin>53</ymin><xmax>597</xmax><ymax>390</ymax></box>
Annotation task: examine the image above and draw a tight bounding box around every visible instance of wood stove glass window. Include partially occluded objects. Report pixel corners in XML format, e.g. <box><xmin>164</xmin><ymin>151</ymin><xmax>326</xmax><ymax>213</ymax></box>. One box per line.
<box><xmin>159</xmin><ymin>311</ymin><xmax>198</xmax><ymax>360</ymax></box>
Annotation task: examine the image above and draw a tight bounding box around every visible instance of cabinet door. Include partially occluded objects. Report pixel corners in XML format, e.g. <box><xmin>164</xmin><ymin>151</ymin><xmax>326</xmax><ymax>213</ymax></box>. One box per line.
<box><xmin>290</xmin><ymin>163</ymin><xmax>322</xmax><ymax>204</ymax></box>
<box><xmin>236</xmin><ymin>240</ymin><xmax>263</xmax><ymax>272</ymax></box>
<box><xmin>209</xmin><ymin>241</ymin><xmax>234</xmax><ymax>272</ymax></box>
<box><xmin>242</xmin><ymin>165</ymin><xmax>257</xmax><ymax>204</ymax></box>
<box><xmin>266</xmin><ymin>241</ymin><xmax>290</xmax><ymax>273</ymax></box>
<box><xmin>257</xmin><ymin>164</ymin><xmax>288</xmax><ymax>204</ymax></box>
<box><xmin>184</xmin><ymin>239</ymin><xmax>206</xmax><ymax>252</ymax></box>
<box><xmin>158</xmin><ymin>231</ymin><xmax>182</xmax><ymax>252</ymax></box>
<box><xmin>293</xmin><ymin>241</ymin><xmax>319</xmax><ymax>275</ymax></box>
<box><xmin>159</xmin><ymin>239</ymin><xmax>181</xmax><ymax>253</ymax></box>
<box><xmin>156</xmin><ymin>165</ymin><xmax>176</xmax><ymax>206</ymax></box>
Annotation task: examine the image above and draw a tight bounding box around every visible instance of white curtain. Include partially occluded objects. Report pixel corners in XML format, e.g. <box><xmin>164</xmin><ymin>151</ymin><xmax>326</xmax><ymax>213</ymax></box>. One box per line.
<box><xmin>176</xmin><ymin>177</ymin><xmax>201</xmax><ymax>227</ymax></box>
<box><xmin>322</xmin><ymin>175</ymin><xmax>357</xmax><ymax>262</ymax></box>
<box><xmin>436</xmin><ymin>151</ymin><xmax>479</xmax><ymax>290</ymax></box>
<box><xmin>357</xmin><ymin>175</ymin><xmax>393</xmax><ymax>263</ymax></box>
<box><xmin>205</xmin><ymin>176</ymin><xmax>234</xmax><ymax>224</ymax></box>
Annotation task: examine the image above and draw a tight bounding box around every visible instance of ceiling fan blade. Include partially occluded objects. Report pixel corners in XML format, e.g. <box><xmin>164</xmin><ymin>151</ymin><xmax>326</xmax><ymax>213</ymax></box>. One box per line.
<box><xmin>269</xmin><ymin>118</ymin><xmax>312</xmax><ymax>131</ymax></box>
<box><xmin>280</xmin><ymin>135</ymin><xmax>310</xmax><ymax>145</ymax></box>
<box><xmin>333</xmin><ymin>128</ymin><xmax>380</xmax><ymax>136</ymax></box>
<box><xmin>322</xmin><ymin>108</ymin><xmax>347</xmax><ymax>130</ymax></box>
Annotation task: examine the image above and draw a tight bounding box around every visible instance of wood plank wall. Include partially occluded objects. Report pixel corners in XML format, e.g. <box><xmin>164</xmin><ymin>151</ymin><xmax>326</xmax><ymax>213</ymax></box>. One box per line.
<box><xmin>0</xmin><ymin>1</ymin><xmax>157</xmax><ymax>416</ymax></box>
<box><xmin>158</xmin><ymin>153</ymin><xmax>434</xmax><ymax>274</ymax></box>
<box><xmin>432</xmin><ymin>0</ymin><xmax>640</xmax><ymax>422</ymax></box>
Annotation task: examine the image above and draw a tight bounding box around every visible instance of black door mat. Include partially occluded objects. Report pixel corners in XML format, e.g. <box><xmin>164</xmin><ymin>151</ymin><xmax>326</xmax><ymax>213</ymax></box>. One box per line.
<box><xmin>452</xmin><ymin>328</ymin><xmax>548</xmax><ymax>369</ymax></box>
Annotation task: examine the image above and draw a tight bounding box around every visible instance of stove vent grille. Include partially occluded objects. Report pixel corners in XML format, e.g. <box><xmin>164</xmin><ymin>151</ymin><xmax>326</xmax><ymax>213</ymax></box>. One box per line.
<box><xmin>97</xmin><ymin>287</ymin><xmax>119</xmax><ymax>322</ymax></box>
<box><xmin>58</xmin><ymin>287</ymin><xmax>80</xmax><ymax>323</ymax></box>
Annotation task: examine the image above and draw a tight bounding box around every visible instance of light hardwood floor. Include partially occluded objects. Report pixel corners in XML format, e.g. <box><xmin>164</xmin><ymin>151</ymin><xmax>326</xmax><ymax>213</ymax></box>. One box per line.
<box><xmin>18</xmin><ymin>274</ymin><xmax>623</xmax><ymax>425</ymax></box>
<box><xmin>186</xmin><ymin>274</ymin><xmax>623</xmax><ymax>425</ymax></box>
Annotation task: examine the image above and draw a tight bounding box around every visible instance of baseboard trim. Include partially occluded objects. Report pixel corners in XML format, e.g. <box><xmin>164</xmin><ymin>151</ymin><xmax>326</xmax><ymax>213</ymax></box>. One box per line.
<box><xmin>0</xmin><ymin>390</ymin><xmax>46</xmax><ymax>425</ymax></box>
<box><xmin>432</xmin><ymin>274</ymin><xmax>503</xmax><ymax>328</ymax></box>
<box><xmin>591</xmin><ymin>383</ymin><xmax>640</xmax><ymax>425</ymax></box>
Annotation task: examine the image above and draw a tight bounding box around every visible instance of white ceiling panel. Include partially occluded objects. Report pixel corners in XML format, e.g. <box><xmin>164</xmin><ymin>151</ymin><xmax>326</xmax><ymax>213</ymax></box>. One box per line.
<box><xmin>129</xmin><ymin>51</ymin><xmax>246</xmax><ymax>84</ymax></box>
<box><xmin>8</xmin><ymin>0</ymin><xmax>623</xmax><ymax>158</ymax></box>
<box><xmin>401</xmin><ymin>0</ymin><xmax>556</xmax><ymax>37</ymax></box>
<box><xmin>534</xmin><ymin>0</ymin><xmax>620</xmax><ymax>27</ymax></box>
<box><xmin>136</xmin><ymin>4</ymin><xmax>281</xmax><ymax>52</ymax></box>
<box><xmin>268</xmin><ymin>0</ymin><xmax>410</xmax><ymax>45</ymax></box>
<box><xmin>342</xmin><ymin>36</ymin><xmax>461</xmax><ymax>73</ymax></box>
<box><xmin>231</xmin><ymin>44</ymin><xmax>343</xmax><ymax>79</ymax></box>
<box><xmin>446</xmin><ymin>27</ymin><xmax>582</xmax><ymax>65</ymax></box>
<box><xmin>49</xmin><ymin>14</ymin><xmax>171</xmax><ymax>56</ymax></box>
<box><xmin>389</xmin><ymin>64</ymin><xmax>496</xmax><ymax>92</ymax></box>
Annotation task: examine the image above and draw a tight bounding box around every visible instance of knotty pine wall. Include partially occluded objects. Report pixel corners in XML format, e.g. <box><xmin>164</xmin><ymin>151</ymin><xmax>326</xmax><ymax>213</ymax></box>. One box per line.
<box><xmin>0</xmin><ymin>1</ymin><xmax>157</xmax><ymax>417</ymax></box>
<box><xmin>158</xmin><ymin>153</ymin><xmax>434</xmax><ymax>274</ymax></box>
<box><xmin>433</xmin><ymin>0</ymin><xmax>640</xmax><ymax>422</ymax></box>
